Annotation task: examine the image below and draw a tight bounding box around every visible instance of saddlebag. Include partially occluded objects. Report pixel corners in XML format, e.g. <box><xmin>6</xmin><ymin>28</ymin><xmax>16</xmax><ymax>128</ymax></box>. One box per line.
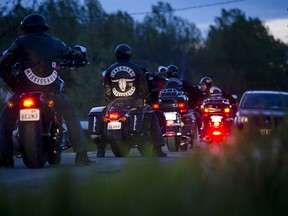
<box><xmin>128</xmin><ymin>107</ymin><xmax>153</xmax><ymax>133</ymax></box>
<box><xmin>88</xmin><ymin>106</ymin><xmax>106</xmax><ymax>135</ymax></box>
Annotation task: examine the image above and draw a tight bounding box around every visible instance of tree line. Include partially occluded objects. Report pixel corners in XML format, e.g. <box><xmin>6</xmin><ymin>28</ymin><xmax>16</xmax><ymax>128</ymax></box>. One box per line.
<box><xmin>0</xmin><ymin>0</ymin><xmax>287</xmax><ymax>118</ymax></box>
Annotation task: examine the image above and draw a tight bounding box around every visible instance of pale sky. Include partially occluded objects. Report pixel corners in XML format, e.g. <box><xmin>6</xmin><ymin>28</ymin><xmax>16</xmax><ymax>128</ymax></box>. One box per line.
<box><xmin>98</xmin><ymin>0</ymin><xmax>288</xmax><ymax>43</ymax></box>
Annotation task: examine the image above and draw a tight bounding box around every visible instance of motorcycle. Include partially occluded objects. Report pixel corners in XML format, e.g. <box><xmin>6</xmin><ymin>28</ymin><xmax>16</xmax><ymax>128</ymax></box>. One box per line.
<box><xmin>198</xmin><ymin>94</ymin><xmax>234</xmax><ymax>143</ymax></box>
<box><xmin>88</xmin><ymin>98</ymin><xmax>154</xmax><ymax>157</ymax></box>
<box><xmin>7</xmin><ymin>45</ymin><xmax>88</xmax><ymax>168</ymax></box>
<box><xmin>152</xmin><ymin>88</ymin><xmax>198</xmax><ymax>152</ymax></box>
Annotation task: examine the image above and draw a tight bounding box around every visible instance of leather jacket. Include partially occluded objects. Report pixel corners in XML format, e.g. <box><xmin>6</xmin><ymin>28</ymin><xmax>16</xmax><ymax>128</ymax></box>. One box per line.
<box><xmin>0</xmin><ymin>31</ymin><xmax>84</xmax><ymax>93</ymax></box>
<box><xmin>104</xmin><ymin>60</ymin><xmax>149</xmax><ymax>103</ymax></box>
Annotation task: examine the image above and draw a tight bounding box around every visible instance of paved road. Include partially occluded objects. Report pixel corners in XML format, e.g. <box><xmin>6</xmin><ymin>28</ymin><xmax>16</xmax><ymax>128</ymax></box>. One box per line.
<box><xmin>0</xmin><ymin>146</ymin><xmax>195</xmax><ymax>192</ymax></box>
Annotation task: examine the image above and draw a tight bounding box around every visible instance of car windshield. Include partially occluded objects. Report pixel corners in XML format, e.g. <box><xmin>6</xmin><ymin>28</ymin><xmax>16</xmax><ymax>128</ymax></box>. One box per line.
<box><xmin>241</xmin><ymin>93</ymin><xmax>288</xmax><ymax>110</ymax></box>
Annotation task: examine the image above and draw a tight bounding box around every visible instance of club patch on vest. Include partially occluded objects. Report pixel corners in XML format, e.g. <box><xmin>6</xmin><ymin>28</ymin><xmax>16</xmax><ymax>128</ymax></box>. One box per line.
<box><xmin>110</xmin><ymin>66</ymin><xmax>136</xmax><ymax>97</ymax></box>
<box><xmin>24</xmin><ymin>68</ymin><xmax>58</xmax><ymax>86</ymax></box>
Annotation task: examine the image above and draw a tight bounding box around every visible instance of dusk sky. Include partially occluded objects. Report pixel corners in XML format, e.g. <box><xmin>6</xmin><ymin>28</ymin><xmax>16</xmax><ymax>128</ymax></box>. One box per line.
<box><xmin>98</xmin><ymin>0</ymin><xmax>288</xmax><ymax>43</ymax></box>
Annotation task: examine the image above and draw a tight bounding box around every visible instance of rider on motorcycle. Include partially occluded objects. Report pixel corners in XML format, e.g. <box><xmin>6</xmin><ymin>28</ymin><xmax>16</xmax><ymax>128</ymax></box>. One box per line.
<box><xmin>0</xmin><ymin>13</ymin><xmax>94</xmax><ymax>167</ymax></box>
<box><xmin>195</xmin><ymin>76</ymin><xmax>236</xmax><ymax>133</ymax></box>
<box><xmin>165</xmin><ymin>64</ymin><xmax>203</xmax><ymax>107</ymax></box>
<box><xmin>100</xmin><ymin>44</ymin><xmax>167</xmax><ymax>157</ymax></box>
<box><xmin>198</xmin><ymin>76</ymin><xmax>236</xmax><ymax>104</ymax></box>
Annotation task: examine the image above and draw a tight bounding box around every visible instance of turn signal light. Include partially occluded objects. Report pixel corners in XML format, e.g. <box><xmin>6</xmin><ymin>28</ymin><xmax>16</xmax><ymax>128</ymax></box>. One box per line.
<box><xmin>178</xmin><ymin>102</ymin><xmax>186</xmax><ymax>108</ymax></box>
<box><xmin>47</xmin><ymin>100</ymin><xmax>54</xmax><ymax>107</ymax></box>
<box><xmin>152</xmin><ymin>103</ymin><xmax>160</xmax><ymax>109</ymax></box>
<box><xmin>224</xmin><ymin>107</ymin><xmax>230</xmax><ymax>113</ymax></box>
<box><xmin>23</xmin><ymin>98</ymin><xmax>35</xmax><ymax>108</ymax></box>
<box><xmin>7</xmin><ymin>101</ymin><xmax>14</xmax><ymax>108</ymax></box>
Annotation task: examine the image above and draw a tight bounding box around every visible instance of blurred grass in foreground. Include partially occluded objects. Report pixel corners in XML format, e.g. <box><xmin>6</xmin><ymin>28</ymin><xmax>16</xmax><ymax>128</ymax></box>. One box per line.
<box><xmin>1</xmin><ymin>126</ymin><xmax>288</xmax><ymax>216</ymax></box>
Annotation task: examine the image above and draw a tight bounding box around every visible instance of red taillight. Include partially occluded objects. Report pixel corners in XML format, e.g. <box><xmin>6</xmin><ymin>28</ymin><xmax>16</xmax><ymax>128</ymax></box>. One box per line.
<box><xmin>23</xmin><ymin>98</ymin><xmax>36</xmax><ymax>108</ymax></box>
<box><xmin>152</xmin><ymin>103</ymin><xmax>160</xmax><ymax>109</ymax></box>
<box><xmin>108</xmin><ymin>112</ymin><xmax>120</xmax><ymax>120</ymax></box>
<box><xmin>178</xmin><ymin>102</ymin><xmax>186</xmax><ymax>108</ymax></box>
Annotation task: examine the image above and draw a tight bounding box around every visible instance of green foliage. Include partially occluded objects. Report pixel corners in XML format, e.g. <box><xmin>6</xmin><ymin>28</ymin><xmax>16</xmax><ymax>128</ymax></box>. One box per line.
<box><xmin>1</xmin><ymin>126</ymin><xmax>288</xmax><ymax>215</ymax></box>
<box><xmin>0</xmin><ymin>1</ymin><xmax>287</xmax><ymax>117</ymax></box>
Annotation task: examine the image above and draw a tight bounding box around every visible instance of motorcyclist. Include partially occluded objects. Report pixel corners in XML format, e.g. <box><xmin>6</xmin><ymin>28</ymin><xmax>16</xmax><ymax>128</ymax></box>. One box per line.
<box><xmin>0</xmin><ymin>13</ymin><xmax>95</xmax><ymax>167</ymax></box>
<box><xmin>165</xmin><ymin>64</ymin><xmax>203</xmax><ymax>107</ymax></box>
<box><xmin>195</xmin><ymin>76</ymin><xmax>236</xmax><ymax>134</ymax></box>
<box><xmin>198</xmin><ymin>76</ymin><xmax>236</xmax><ymax>104</ymax></box>
<box><xmin>101</xmin><ymin>44</ymin><xmax>167</xmax><ymax>157</ymax></box>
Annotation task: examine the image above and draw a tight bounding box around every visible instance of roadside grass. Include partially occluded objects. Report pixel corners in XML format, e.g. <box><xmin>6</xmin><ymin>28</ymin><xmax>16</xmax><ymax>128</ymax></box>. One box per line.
<box><xmin>1</xmin><ymin>126</ymin><xmax>288</xmax><ymax>215</ymax></box>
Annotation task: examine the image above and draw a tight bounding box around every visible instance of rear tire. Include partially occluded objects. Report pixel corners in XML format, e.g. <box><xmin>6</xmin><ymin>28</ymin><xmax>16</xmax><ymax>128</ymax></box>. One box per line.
<box><xmin>166</xmin><ymin>136</ymin><xmax>180</xmax><ymax>152</ymax></box>
<box><xmin>19</xmin><ymin>120</ymin><xmax>47</xmax><ymax>168</ymax></box>
<box><xmin>110</xmin><ymin>139</ymin><xmax>130</xmax><ymax>157</ymax></box>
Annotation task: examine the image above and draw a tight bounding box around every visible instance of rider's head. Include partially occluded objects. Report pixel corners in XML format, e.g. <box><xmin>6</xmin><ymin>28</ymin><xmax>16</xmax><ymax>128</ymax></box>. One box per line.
<box><xmin>114</xmin><ymin>44</ymin><xmax>132</xmax><ymax>61</ymax></box>
<box><xmin>166</xmin><ymin>64</ymin><xmax>180</xmax><ymax>78</ymax></box>
<box><xmin>20</xmin><ymin>14</ymin><xmax>49</xmax><ymax>34</ymax></box>
<box><xmin>199</xmin><ymin>77</ymin><xmax>213</xmax><ymax>92</ymax></box>
<box><xmin>157</xmin><ymin>66</ymin><xmax>167</xmax><ymax>77</ymax></box>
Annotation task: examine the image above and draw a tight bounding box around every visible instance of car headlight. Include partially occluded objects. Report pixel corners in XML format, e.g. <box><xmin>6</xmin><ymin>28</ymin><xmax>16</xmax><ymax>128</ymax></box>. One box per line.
<box><xmin>240</xmin><ymin>116</ymin><xmax>248</xmax><ymax>123</ymax></box>
<box><xmin>235</xmin><ymin>115</ymin><xmax>248</xmax><ymax>124</ymax></box>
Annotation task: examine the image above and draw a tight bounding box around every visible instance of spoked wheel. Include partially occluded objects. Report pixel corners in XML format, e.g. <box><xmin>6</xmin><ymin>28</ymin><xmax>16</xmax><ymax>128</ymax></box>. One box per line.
<box><xmin>166</xmin><ymin>136</ymin><xmax>180</xmax><ymax>152</ymax></box>
<box><xmin>110</xmin><ymin>139</ymin><xmax>130</xmax><ymax>157</ymax></box>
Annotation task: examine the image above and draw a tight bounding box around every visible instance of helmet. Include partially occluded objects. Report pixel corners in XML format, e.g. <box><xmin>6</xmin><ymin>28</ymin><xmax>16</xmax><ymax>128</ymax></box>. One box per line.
<box><xmin>157</xmin><ymin>66</ymin><xmax>167</xmax><ymax>77</ymax></box>
<box><xmin>114</xmin><ymin>44</ymin><xmax>132</xmax><ymax>61</ymax></box>
<box><xmin>166</xmin><ymin>64</ymin><xmax>179</xmax><ymax>78</ymax></box>
<box><xmin>20</xmin><ymin>14</ymin><xmax>49</xmax><ymax>32</ymax></box>
<box><xmin>199</xmin><ymin>77</ymin><xmax>213</xmax><ymax>88</ymax></box>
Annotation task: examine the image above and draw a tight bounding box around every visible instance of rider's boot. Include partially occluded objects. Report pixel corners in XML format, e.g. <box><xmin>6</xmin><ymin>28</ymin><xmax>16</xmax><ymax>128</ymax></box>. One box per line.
<box><xmin>75</xmin><ymin>151</ymin><xmax>95</xmax><ymax>166</ymax></box>
<box><xmin>152</xmin><ymin>145</ymin><xmax>167</xmax><ymax>157</ymax></box>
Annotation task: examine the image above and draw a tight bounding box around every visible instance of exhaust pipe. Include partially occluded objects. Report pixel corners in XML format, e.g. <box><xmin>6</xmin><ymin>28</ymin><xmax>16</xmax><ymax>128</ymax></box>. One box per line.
<box><xmin>180</xmin><ymin>135</ymin><xmax>191</xmax><ymax>145</ymax></box>
<box><xmin>202</xmin><ymin>136</ymin><xmax>212</xmax><ymax>143</ymax></box>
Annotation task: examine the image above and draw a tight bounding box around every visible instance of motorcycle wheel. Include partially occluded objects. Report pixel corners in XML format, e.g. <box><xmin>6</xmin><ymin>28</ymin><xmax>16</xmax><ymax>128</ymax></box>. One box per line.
<box><xmin>166</xmin><ymin>137</ymin><xmax>180</xmax><ymax>152</ymax></box>
<box><xmin>110</xmin><ymin>140</ymin><xmax>130</xmax><ymax>157</ymax></box>
<box><xmin>19</xmin><ymin>121</ymin><xmax>47</xmax><ymax>168</ymax></box>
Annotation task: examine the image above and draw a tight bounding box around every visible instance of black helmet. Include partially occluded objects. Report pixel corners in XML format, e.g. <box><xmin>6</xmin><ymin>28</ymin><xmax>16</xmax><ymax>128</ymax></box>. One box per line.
<box><xmin>114</xmin><ymin>44</ymin><xmax>132</xmax><ymax>61</ymax></box>
<box><xmin>20</xmin><ymin>14</ymin><xmax>49</xmax><ymax>32</ymax></box>
<box><xmin>199</xmin><ymin>76</ymin><xmax>213</xmax><ymax>88</ymax></box>
<box><xmin>166</xmin><ymin>64</ymin><xmax>179</xmax><ymax>78</ymax></box>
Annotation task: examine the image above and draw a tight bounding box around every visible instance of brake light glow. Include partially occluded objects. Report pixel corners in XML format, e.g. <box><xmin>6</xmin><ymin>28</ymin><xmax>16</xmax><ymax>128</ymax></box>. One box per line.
<box><xmin>204</xmin><ymin>107</ymin><xmax>209</xmax><ymax>113</ymax></box>
<box><xmin>23</xmin><ymin>98</ymin><xmax>36</xmax><ymax>108</ymax></box>
<box><xmin>165</xmin><ymin>131</ymin><xmax>175</xmax><ymax>136</ymax></box>
<box><xmin>213</xmin><ymin>122</ymin><xmax>220</xmax><ymax>127</ymax></box>
<box><xmin>108</xmin><ymin>112</ymin><xmax>120</xmax><ymax>120</ymax></box>
<box><xmin>152</xmin><ymin>103</ymin><xmax>160</xmax><ymax>109</ymax></box>
<box><xmin>178</xmin><ymin>102</ymin><xmax>186</xmax><ymax>108</ymax></box>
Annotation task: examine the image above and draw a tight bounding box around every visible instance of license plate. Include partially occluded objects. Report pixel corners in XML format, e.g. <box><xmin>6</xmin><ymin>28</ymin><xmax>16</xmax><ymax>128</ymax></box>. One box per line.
<box><xmin>20</xmin><ymin>109</ymin><xmax>40</xmax><ymax>121</ymax></box>
<box><xmin>211</xmin><ymin>115</ymin><xmax>223</xmax><ymax>122</ymax></box>
<box><xmin>107</xmin><ymin>121</ymin><xmax>121</xmax><ymax>130</ymax></box>
<box><xmin>260</xmin><ymin>128</ymin><xmax>272</xmax><ymax>135</ymax></box>
<box><xmin>164</xmin><ymin>112</ymin><xmax>177</xmax><ymax>120</ymax></box>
